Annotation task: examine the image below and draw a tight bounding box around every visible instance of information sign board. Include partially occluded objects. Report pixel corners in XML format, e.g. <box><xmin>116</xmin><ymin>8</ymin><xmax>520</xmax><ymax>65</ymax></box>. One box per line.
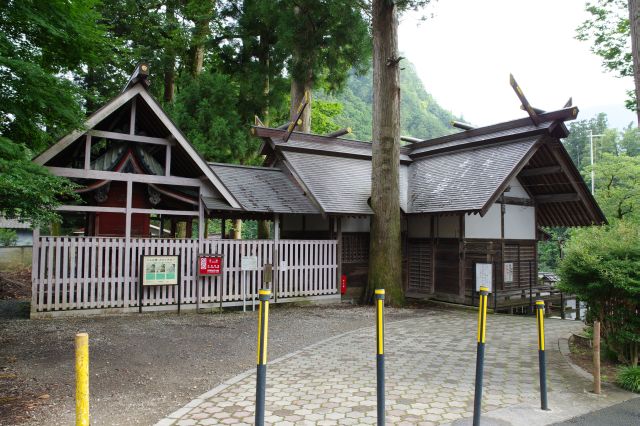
<box><xmin>198</xmin><ymin>255</ymin><xmax>223</xmax><ymax>276</ymax></box>
<box><xmin>504</xmin><ymin>262</ymin><xmax>514</xmax><ymax>284</ymax></box>
<box><xmin>241</xmin><ymin>256</ymin><xmax>258</xmax><ymax>271</ymax></box>
<box><xmin>475</xmin><ymin>263</ymin><xmax>493</xmax><ymax>292</ymax></box>
<box><xmin>141</xmin><ymin>255</ymin><xmax>180</xmax><ymax>286</ymax></box>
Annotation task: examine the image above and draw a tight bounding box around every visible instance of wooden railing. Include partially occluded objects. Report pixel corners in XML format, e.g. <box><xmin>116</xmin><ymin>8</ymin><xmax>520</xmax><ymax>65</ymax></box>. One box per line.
<box><xmin>31</xmin><ymin>236</ymin><xmax>338</xmax><ymax>314</ymax></box>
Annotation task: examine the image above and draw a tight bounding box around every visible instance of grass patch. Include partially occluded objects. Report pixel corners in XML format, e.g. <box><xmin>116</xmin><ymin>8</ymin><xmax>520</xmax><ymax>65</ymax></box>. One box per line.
<box><xmin>617</xmin><ymin>366</ymin><xmax>640</xmax><ymax>393</ymax></box>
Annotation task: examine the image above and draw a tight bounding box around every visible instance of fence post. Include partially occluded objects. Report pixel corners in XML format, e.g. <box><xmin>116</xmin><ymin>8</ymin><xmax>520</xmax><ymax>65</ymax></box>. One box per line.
<box><xmin>535</xmin><ymin>301</ymin><xmax>549</xmax><ymax>410</ymax></box>
<box><xmin>255</xmin><ymin>289</ymin><xmax>271</xmax><ymax>426</ymax></box>
<box><xmin>375</xmin><ymin>289</ymin><xmax>385</xmax><ymax>426</ymax></box>
<box><xmin>473</xmin><ymin>286</ymin><xmax>489</xmax><ymax>426</ymax></box>
<box><xmin>75</xmin><ymin>333</ymin><xmax>89</xmax><ymax>426</ymax></box>
<box><xmin>593</xmin><ymin>320</ymin><xmax>601</xmax><ymax>394</ymax></box>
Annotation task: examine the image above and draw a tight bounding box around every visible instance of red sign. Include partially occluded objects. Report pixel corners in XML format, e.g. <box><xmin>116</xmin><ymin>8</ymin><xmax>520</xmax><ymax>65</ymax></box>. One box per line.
<box><xmin>198</xmin><ymin>255</ymin><xmax>223</xmax><ymax>276</ymax></box>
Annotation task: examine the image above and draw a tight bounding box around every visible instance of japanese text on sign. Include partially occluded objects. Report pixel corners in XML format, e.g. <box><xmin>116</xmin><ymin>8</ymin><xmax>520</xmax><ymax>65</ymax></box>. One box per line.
<box><xmin>198</xmin><ymin>255</ymin><xmax>223</xmax><ymax>276</ymax></box>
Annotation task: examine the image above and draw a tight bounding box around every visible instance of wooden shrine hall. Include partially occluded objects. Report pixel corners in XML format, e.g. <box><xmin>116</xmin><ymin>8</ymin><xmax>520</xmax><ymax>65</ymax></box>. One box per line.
<box><xmin>31</xmin><ymin>65</ymin><xmax>605</xmax><ymax>316</ymax></box>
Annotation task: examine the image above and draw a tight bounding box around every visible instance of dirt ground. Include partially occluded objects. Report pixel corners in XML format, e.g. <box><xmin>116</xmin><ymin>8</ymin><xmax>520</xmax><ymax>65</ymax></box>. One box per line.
<box><xmin>0</xmin><ymin>303</ymin><xmax>429</xmax><ymax>425</ymax></box>
<box><xmin>568</xmin><ymin>334</ymin><xmax>621</xmax><ymax>384</ymax></box>
<box><xmin>0</xmin><ymin>269</ymin><xmax>31</xmax><ymax>301</ymax></box>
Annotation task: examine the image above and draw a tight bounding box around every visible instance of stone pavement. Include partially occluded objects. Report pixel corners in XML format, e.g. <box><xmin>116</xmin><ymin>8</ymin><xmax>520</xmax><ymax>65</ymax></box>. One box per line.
<box><xmin>156</xmin><ymin>309</ymin><xmax>636</xmax><ymax>425</ymax></box>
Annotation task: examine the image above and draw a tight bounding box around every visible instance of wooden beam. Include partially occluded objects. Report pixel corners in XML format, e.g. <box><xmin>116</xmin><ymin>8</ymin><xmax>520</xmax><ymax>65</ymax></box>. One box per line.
<box><xmin>165</xmin><ymin>145</ymin><xmax>171</xmax><ymax>177</ymax></box>
<box><xmin>510</xmin><ymin>74</ymin><xmax>540</xmax><ymax>125</ymax></box>
<box><xmin>56</xmin><ymin>205</ymin><xmax>126</xmax><ymax>214</ymax></box>
<box><xmin>83</xmin><ymin>134</ymin><xmax>91</xmax><ymax>170</ymax></box>
<box><xmin>88</xmin><ymin>130</ymin><xmax>172</xmax><ymax>146</ymax></box>
<box><xmin>519</xmin><ymin>166</ymin><xmax>562</xmax><ymax>177</ymax></box>
<box><xmin>131</xmin><ymin>208</ymin><xmax>198</xmax><ymax>216</ymax></box>
<box><xmin>325</xmin><ymin>128</ymin><xmax>352</xmax><ymax>138</ymax></box>
<box><xmin>46</xmin><ymin>167</ymin><xmax>203</xmax><ymax>186</ymax></box>
<box><xmin>129</xmin><ymin>98</ymin><xmax>136</xmax><ymax>135</ymax></box>
<box><xmin>534</xmin><ymin>193</ymin><xmax>580</xmax><ymax>203</ymax></box>
<box><xmin>502</xmin><ymin>196</ymin><xmax>535</xmax><ymax>207</ymax></box>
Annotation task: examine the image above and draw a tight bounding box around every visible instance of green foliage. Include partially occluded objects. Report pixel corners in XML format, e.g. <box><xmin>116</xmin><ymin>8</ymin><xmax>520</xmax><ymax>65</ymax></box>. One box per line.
<box><xmin>0</xmin><ymin>138</ymin><xmax>80</xmax><ymax>225</ymax></box>
<box><xmin>558</xmin><ymin>222</ymin><xmax>640</xmax><ymax>365</ymax></box>
<box><xmin>537</xmin><ymin>228</ymin><xmax>568</xmax><ymax>272</ymax></box>
<box><xmin>617</xmin><ymin>366</ymin><xmax>640</xmax><ymax>392</ymax></box>
<box><xmin>310</xmin><ymin>100</ymin><xmax>345</xmax><ymax>135</ymax></box>
<box><xmin>277</xmin><ymin>0</ymin><xmax>371</xmax><ymax>91</ymax></box>
<box><xmin>577</xmin><ymin>0</ymin><xmax>637</xmax><ymax>112</ymax></box>
<box><xmin>167</xmin><ymin>73</ymin><xmax>260</xmax><ymax>165</ymax></box>
<box><xmin>584</xmin><ymin>153</ymin><xmax>640</xmax><ymax>221</ymax></box>
<box><xmin>0</xmin><ymin>228</ymin><xmax>17</xmax><ymax>246</ymax></box>
<box><xmin>315</xmin><ymin>60</ymin><xmax>460</xmax><ymax>140</ymax></box>
<box><xmin>0</xmin><ymin>0</ymin><xmax>108</xmax><ymax>151</ymax></box>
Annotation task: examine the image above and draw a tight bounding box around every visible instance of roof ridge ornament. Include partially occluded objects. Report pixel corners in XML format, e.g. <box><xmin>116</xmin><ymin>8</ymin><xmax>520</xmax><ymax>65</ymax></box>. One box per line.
<box><xmin>122</xmin><ymin>63</ymin><xmax>150</xmax><ymax>93</ymax></box>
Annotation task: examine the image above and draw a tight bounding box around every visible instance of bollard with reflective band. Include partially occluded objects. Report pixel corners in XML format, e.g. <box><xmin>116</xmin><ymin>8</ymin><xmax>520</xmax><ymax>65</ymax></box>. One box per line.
<box><xmin>536</xmin><ymin>300</ymin><xmax>549</xmax><ymax>410</ymax></box>
<box><xmin>472</xmin><ymin>286</ymin><xmax>489</xmax><ymax>426</ymax></box>
<box><xmin>375</xmin><ymin>289</ymin><xmax>385</xmax><ymax>426</ymax></box>
<box><xmin>75</xmin><ymin>333</ymin><xmax>89</xmax><ymax>426</ymax></box>
<box><xmin>255</xmin><ymin>289</ymin><xmax>271</xmax><ymax>426</ymax></box>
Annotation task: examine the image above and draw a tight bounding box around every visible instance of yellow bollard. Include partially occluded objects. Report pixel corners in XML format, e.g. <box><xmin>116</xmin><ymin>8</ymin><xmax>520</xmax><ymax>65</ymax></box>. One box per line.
<box><xmin>75</xmin><ymin>333</ymin><xmax>89</xmax><ymax>426</ymax></box>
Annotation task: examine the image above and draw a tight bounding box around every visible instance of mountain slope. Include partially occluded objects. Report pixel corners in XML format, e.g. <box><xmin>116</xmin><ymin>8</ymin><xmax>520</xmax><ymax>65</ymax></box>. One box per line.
<box><xmin>315</xmin><ymin>60</ymin><xmax>461</xmax><ymax>141</ymax></box>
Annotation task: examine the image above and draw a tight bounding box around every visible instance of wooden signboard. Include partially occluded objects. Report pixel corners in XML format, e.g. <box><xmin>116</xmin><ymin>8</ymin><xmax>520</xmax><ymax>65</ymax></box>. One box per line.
<box><xmin>504</xmin><ymin>262</ymin><xmax>514</xmax><ymax>284</ymax></box>
<box><xmin>475</xmin><ymin>263</ymin><xmax>493</xmax><ymax>293</ymax></box>
<box><xmin>198</xmin><ymin>254</ymin><xmax>223</xmax><ymax>276</ymax></box>
<box><xmin>139</xmin><ymin>255</ymin><xmax>181</xmax><ymax>313</ymax></box>
<box><xmin>241</xmin><ymin>256</ymin><xmax>258</xmax><ymax>271</ymax></box>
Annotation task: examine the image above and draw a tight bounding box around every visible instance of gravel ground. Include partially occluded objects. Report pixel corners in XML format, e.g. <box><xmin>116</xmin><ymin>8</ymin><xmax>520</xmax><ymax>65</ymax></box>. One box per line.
<box><xmin>0</xmin><ymin>303</ymin><xmax>428</xmax><ymax>425</ymax></box>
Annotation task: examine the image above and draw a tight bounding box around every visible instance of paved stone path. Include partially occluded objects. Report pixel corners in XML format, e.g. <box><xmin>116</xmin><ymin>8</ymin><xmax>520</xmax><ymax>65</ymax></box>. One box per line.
<box><xmin>157</xmin><ymin>309</ymin><xmax>634</xmax><ymax>425</ymax></box>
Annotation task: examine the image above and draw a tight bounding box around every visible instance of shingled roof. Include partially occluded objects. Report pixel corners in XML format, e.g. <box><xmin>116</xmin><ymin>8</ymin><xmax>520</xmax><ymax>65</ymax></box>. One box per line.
<box><xmin>251</xmin><ymin>106</ymin><xmax>606</xmax><ymax>226</ymax></box>
<box><xmin>208</xmin><ymin>163</ymin><xmax>319</xmax><ymax>214</ymax></box>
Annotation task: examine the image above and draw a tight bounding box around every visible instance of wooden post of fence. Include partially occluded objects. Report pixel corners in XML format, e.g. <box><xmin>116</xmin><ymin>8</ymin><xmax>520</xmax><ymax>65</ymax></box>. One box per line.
<box><xmin>31</xmin><ymin>227</ymin><xmax>40</xmax><ymax>316</ymax></box>
<box><xmin>593</xmin><ymin>320</ymin><xmax>601</xmax><ymax>394</ymax></box>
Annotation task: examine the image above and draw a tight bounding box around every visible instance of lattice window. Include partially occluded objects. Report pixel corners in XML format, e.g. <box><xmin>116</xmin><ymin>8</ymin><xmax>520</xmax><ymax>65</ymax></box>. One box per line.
<box><xmin>342</xmin><ymin>233</ymin><xmax>369</xmax><ymax>264</ymax></box>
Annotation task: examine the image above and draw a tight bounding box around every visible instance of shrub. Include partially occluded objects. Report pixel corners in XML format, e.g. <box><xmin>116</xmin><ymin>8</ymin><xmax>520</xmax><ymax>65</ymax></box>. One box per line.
<box><xmin>617</xmin><ymin>366</ymin><xmax>640</xmax><ymax>393</ymax></box>
<box><xmin>0</xmin><ymin>229</ymin><xmax>18</xmax><ymax>246</ymax></box>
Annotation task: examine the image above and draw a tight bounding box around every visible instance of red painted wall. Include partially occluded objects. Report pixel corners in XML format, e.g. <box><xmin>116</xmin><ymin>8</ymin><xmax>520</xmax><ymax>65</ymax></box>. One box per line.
<box><xmin>94</xmin><ymin>182</ymin><xmax>150</xmax><ymax>237</ymax></box>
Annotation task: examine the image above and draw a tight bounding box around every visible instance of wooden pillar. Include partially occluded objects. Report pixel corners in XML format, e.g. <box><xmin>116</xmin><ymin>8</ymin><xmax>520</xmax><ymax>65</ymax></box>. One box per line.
<box><xmin>197</xmin><ymin>193</ymin><xmax>205</xmax><ymax>310</ymax></box>
<box><xmin>129</xmin><ymin>97</ymin><xmax>137</xmax><ymax>134</ymax></box>
<box><xmin>170</xmin><ymin>218</ymin><xmax>177</xmax><ymax>238</ymax></box>
<box><xmin>273</xmin><ymin>214</ymin><xmax>280</xmax><ymax>301</ymax></box>
<box><xmin>459</xmin><ymin>214</ymin><xmax>466</xmax><ymax>299</ymax></box>
<box><xmin>159</xmin><ymin>215</ymin><xmax>164</xmax><ymax>237</ymax></box>
<box><xmin>165</xmin><ymin>145</ymin><xmax>171</xmax><ymax>177</ymax></box>
<box><xmin>124</xmin><ymin>180</ymin><xmax>132</xmax><ymax>307</ymax></box>
<box><xmin>500</xmin><ymin>199</ymin><xmax>506</xmax><ymax>296</ymax></box>
<box><xmin>430</xmin><ymin>215</ymin><xmax>435</xmax><ymax>294</ymax></box>
<box><xmin>30</xmin><ymin>226</ymin><xmax>40</xmax><ymax>315</ymax></box>
<box><xmin>336</xmin><ymin>217</ymin><xmax>343</xmax><ymax>291</ymax></box>
<box><xmin>84</xmin><ymin>134</ymin><xmax>91</xmax><ymax>170</ymax></box>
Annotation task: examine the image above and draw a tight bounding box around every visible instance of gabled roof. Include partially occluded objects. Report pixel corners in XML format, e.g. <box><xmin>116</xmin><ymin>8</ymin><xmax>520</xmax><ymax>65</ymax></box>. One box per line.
<box><xmin>209</xmin><ymin>163</ymin><xmax>319</xmax><ymax>214</ymax></box>
<box><xmin>408</xmin><ymin>137</ymin><xmax>539</xmax><ymax>214</ymax></box>
<box><xmin>253</xmin><ymin>107</ymin><xmax>606</xmax><ymax>226</ymax></box>
<box><xmin>33</xmin><ymin>82</ymin><xmax>241</xmax><ymax>209</ymax></box>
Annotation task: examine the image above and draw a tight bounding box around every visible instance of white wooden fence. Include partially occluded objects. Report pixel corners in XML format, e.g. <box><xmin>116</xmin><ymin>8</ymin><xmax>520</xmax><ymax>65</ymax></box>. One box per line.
<box><xmin>31</xmin><ymin>236</ymin><xmax>338</xmax><ymax>315</ymax></box>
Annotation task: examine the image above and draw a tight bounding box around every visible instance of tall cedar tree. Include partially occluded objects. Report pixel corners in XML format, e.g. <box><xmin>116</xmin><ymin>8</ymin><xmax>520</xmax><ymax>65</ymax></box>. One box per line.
<box><xmin>367</xmin><ymin>0</ymin><xmax>431</xmax><ymax>305</ymax></box>
<box><xmin>278</xmin><ymin>0</ymin><xmax>370</xmax><ymax>131</ymax></box>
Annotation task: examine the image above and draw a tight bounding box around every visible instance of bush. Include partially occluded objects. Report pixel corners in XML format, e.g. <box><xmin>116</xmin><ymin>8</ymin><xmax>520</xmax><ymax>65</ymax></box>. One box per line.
<box><xmin>617</xmin><ymin>366</ymin><xmax>640</xmax><ymax>393</ymax></box>
<box><xmin>0</xmin><ymin>229</ymin><xmax>18</xmax><ymax>246</ymax></box>
<box><xmin>559</xmin><ymin>222</ymin><xmax>640</xmax><ymax>366</ymax></box>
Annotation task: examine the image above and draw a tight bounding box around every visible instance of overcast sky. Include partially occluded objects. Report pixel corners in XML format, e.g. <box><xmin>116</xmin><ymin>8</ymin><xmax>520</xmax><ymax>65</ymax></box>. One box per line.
<box><xmin>398</xmin><ymin>0</ymin><xmax>636</xmax><ymax>129</ymax></box>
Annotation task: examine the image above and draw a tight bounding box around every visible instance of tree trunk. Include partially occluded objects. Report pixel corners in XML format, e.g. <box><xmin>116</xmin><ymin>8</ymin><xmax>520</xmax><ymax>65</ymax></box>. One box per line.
<box><xmin>258</xmin><ymin>221</ymin><xmax>270</xmax><ymax>239</ymax></box>
<box><xmin>233</xmin><ymin>219</ymin><xmax>242</xmax><ymax>239</ymax></box>
<box><xmin>366</xmin><ymin>0</ymin><xmax>404</xmax><ymax>306</ymax></box>
<box><xmin>163</xmin><ymin>2</ymin><xmax>177</xmax><ymax>103</ymax></box>
<box><xmin>189</xmin><ymin>2</ymin><xmax>213</xmax><ymax>77</ymax></box>
<box><xmin>290</xmin><ymin>76</ymin><xmax>312</xmax><ymax>133</ymax></box>
<box><xmin>629</xmin><ymin>0</ymin><xmax>640</xmax><ymax>125</ymax></box>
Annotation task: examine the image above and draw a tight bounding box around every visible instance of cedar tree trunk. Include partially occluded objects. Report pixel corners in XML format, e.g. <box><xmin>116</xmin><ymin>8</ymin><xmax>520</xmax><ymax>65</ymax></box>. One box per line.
<box><xmin>290</xmin><ymin>74</ymin><xmax>312</xmax><ymax>133</ymax></box>
<box><xmin>367</xmin><ymin>0</ymin><xmax>404</xmax><ymax>306</ymax></box>
<box><xmin>629</xmin><ymin>0</ymin><xmax>640</xmax><ymax>125</ymax></box>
